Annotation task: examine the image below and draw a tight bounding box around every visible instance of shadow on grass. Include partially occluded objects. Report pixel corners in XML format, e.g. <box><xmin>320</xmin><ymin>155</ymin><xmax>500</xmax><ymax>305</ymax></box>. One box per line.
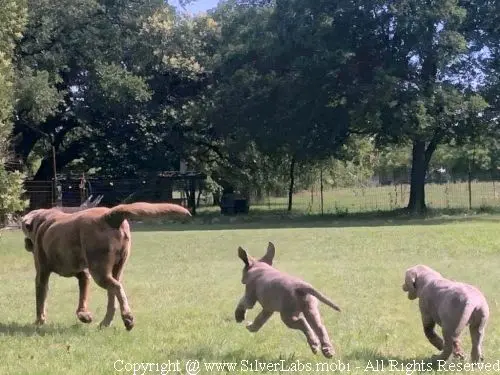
<box><xmin>0</xmin><ymin>321</ymin><xmax>81</xmax><ymax>336</ymax></box>
<box><xmin>130</xmin><ymin>207</ymin><xmax>500</xmax><ymax>232</ymax></box>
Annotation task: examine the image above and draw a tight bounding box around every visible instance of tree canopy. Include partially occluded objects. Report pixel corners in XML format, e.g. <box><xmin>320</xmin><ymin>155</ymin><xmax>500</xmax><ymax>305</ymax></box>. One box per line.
<box><xmin>1</xmin><ymin>0</ymin><xmax>499</xmax><ymax>214</ymax></box>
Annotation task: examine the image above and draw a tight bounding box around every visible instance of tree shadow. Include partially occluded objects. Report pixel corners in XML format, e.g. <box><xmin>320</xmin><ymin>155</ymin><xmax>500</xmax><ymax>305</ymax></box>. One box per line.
<box><xmin>0</xmin><ymin>321</ymin><xmax>82</xmax><ymax>337</ymax></box>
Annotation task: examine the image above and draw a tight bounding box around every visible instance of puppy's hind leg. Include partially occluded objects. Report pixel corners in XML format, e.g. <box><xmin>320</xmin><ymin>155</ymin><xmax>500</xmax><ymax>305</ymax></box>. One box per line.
<box><xmin>470</xmin><ymin>305</ymin><xmax>489</xmax><ymax>363</ymax></box>
<box><xmin>246</xmin><ymin>310</ymin><xmax>273</xmax><ymax>332</ymax></box>
<box><xmin>432</xmin><ymin>304</ymin><xmax>474</xmax><ymax>362</ymax></box>
<box><xmin>303</xmin><ymin>297</ymin><xmax>335</xmax><ymax>358</ymax></box>
<box><xmin>281</xmin><ymin>312</ymin><xmax>321</xmax><ymax>355</ymax></box>
<box><xmin>75</xmin><ymin>270</ymin><xmax>93</xmax><ymax>324</ymax></box>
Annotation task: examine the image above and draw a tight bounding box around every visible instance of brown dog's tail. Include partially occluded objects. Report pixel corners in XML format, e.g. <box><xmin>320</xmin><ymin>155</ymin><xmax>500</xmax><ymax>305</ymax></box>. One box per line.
<box><xmin>102</xmin><ymin>202</ymin><xmax>192</xmax><ymax>228</ymax></box>
<box><xmin>298</xmin><ymin>285</ymin><xmax>341</xmax><ymax>312</ymax></box>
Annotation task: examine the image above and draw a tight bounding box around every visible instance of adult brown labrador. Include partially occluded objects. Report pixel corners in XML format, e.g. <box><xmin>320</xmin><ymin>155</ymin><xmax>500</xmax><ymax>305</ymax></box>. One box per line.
<box><xmin>21</xmin><ymin>202</ymin><xmax>191</xmax><ymax>331</ymax></box>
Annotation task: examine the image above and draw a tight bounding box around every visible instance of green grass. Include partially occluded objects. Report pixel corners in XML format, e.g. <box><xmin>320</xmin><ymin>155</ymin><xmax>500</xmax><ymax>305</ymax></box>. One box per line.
<box><xmin>1</xmin><ymin>215</ymin><xmax>500</xmax><ymax>374</ymax></box>
<box><xmin>231</xmin><ymin>181</ymin><xmax>500</xmax><ymax>214</ymax></box>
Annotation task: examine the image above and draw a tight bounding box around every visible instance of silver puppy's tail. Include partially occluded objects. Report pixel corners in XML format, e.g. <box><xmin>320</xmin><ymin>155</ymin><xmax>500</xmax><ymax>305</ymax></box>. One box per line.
<box><xmin>298</xmin><ymin>285</ymin><xmax>341</xmax><ymax>312</ymax></box>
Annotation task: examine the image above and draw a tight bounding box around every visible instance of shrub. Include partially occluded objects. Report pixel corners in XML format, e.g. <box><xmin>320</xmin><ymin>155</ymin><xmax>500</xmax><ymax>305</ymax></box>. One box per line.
<box><xmin>0</xmin><ymin>166</ymin><xmax>28</xmax><ymax>226</ymax></box>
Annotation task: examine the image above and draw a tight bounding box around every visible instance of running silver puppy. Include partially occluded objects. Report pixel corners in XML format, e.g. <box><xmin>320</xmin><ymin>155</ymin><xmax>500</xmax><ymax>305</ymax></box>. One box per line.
<box><xmin>235</xmin><ymin>242</ymin><xmax>341</xmax><ymax>357</ymax></box>
<box><xmin>403</xmin><ymin>264</ymin><xmax>489</xmax><ymax>363</ymax></box>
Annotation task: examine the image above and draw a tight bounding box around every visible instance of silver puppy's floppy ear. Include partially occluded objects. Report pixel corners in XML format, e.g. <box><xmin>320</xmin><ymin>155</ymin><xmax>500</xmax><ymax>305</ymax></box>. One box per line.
<box><xmin>259</xmin><ymin>241</ymin><xmax>275</xmax><ymax>265</ymax></box>
<box><xmin>238</xmin><ymin>246</ymin><xmax>250</xmax><ymax>267</ymax></box>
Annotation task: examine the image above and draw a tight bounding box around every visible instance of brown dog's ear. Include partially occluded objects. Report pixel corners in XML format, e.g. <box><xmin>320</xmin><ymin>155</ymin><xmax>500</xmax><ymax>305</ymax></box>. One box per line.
<box><xmin>259</xmin><ymin>241</ymin><xmax>275</xmax><ymax>265</ymax></box>
<box><xmin>403</xmin><ymin>269</ymin><xmax>417</xmax><ymax>294</ymax></box>
<box><xmin>238</xmin><ymin>246</ymin><xmax>251</xmax><ymax>267</ymax></box>
<box><xmin>22</xmin><ymin>214</ymin><xmax>34</xmax><ymax>233</ymax></box>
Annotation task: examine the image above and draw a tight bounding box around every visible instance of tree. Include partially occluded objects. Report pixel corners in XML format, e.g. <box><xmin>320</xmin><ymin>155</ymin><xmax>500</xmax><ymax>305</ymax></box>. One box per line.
<box><xmin>0</xmin><ymin>0</ymin><xmax>26</xmax><ymax>156</ymax></box>
<box><xmin>11</xmin><ymin>0</ymin><xmax>218</xmax><ymax>180</ymax></box>
<box><xmin>346</xmin><ymin>0</ymin><xmax>495</xmax><ymax>213</ymax></box>
<box><xmin>209</xmin><ymin>0</ymin><xmax>354</xmax><ymax>210</ymax></box>
<box><xmin>0</xmin><ymin>0</ymin><xmax>28</xmax><ymax>224</ymax></box>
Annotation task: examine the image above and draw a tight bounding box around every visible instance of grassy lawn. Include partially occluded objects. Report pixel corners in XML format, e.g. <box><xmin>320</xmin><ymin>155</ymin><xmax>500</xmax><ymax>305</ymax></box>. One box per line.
<box><xmin>1</xmin><ymin>215</ymin><xmax>500</xmax><ymax>374</ymax></box>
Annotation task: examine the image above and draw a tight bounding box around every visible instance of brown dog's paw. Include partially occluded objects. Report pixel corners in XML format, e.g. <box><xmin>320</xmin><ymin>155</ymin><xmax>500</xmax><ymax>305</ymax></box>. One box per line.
<box><xmin>235</xmin><ymin>308</ymin><xmax>245</xmax><ymax>323</ymax></box>
<box><xmin>98</xmin><ymin>320</ymin><xmax>112</xmax><ymax>329</ymax></box>
<box><xmin>34</xmin><ymin>318</ymin><xmax>46</xmax><ymax>326</ymax></box>
<box><xmin>122</xmin><ymin>313</ymin><xmax>135</xmax><ymax>331</ymax></box>
<box><xmin>77</xmin><ymin>311</ymin><xmax>93</xmax><ymax>324</ymax></box>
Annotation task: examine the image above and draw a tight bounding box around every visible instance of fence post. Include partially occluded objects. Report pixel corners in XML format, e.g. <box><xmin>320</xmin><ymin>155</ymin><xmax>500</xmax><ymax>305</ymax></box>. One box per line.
<box><xmin>468</xmin><ymin>159</ymin><xmax>472</xmax><ymax>210</ymax></box>
<box><xmin>320</xmin><ymin>168</ymin><xmax>324</xmax><ymax>216</ymax></box>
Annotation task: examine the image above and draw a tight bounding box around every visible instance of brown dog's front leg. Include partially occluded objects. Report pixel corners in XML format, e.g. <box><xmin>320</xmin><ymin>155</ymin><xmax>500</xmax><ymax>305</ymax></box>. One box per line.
<box><xmin>35</xmin><ymin>271</ymin><xmax>50</xmax><ymax>325</ymax></box>
<box><xmin>75</xmin><ymin>270</ymin><xmax>93</xmax><ymax>323</ymax></box>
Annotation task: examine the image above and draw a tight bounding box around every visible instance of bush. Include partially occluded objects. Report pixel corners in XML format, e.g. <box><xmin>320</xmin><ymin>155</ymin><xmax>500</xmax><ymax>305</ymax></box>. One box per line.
<box><xmin>0</xmin><ymin>167</ymin><xmax>28</xmax><ymax>226</ymax></box>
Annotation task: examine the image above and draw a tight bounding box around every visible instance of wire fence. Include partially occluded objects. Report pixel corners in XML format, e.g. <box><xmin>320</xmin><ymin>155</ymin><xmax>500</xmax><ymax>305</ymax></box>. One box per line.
<box><xmin>246</xmin><ymin>180</ymin><xmax>500</xmax><ymax>214</ymax></box>
<box><xmin>23</xmin><ymin>175</ymin><xmax>204</xmax><ymax>213</ymax></box>
<box><xmin>22</xmin><ymin>178</ymin><xmax>500</xmax><ymax>216</ymax></box>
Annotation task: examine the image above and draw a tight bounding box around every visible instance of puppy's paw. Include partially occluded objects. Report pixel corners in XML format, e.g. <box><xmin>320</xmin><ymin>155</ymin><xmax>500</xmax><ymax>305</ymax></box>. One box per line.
<box><xmin>235</xmin><ymin>308</ymin><xmax>246</xmax><ymax>323</ymax></box>
<box><xmin>309</xmin><ymin>344</ymin><xmax>320</xmax><ymax>355</ymax></box>
<box><xmin>77</xmin><ymin>311</ymin><xmax>93</xmax><ymax>324</ymax></box>
<box><xmin>430</xmin><ymin>354</ymin><xmax>448</xmax><ymax>364</ymax></box>
<box><xmin>452</xmin><ymin>350</ymin><xmax>465</xmax><ymax>360</ymax></box>
<box><xmin>245</xmin><ymin>322</ymin><xmax>258</xmax><ymax>332</ymax></box>
<box><xmin>122</xmin><ymin>313</ymin><xmax>135</xmax><ymax>331</ymax></box>
<box><xmin>321</xmin><ymin>346</ymin><xmax>335</xmax><ymax>358</ymax></box>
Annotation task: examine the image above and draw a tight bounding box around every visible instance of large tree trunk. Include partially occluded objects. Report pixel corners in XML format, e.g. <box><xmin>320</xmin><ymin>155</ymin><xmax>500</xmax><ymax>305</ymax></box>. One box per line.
<box><xmin>287</xmin><ymin>156</ymin><xmax>296</xmax><ymax>212</ymax></box>
<box><xmin>14</xmin><ymin>117</ymin><xmax>79</xmax><ymax>170</ymax></box>
<box><xmin>407</xmin><ymin>138</ymin><xmax>439</xmax><ymax>214</ymax></box>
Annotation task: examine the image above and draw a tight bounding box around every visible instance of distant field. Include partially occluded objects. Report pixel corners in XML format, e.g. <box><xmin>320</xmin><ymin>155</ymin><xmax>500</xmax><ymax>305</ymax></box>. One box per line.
<box><xmin>236</xmin><ymin>181</ymin><xmax>500</xmax><ymax>214</ymax></box>
<box><xmin>1</xmin><ymin>215</ymin><xmax>500</xmax><ymax>374</ymax></box>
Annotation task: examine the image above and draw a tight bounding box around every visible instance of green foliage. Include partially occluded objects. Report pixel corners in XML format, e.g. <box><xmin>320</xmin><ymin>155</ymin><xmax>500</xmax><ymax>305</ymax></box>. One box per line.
<box><xmin>9</xmin><ymin>0</ymin><xmax>219</xmax><ymax>179</ymax></box>
<box><xmin>94</xmin><ymin>63</ymin><xmax>152</xmax><ymax>105</ymax></box>
<box><xmin>0</xmin><ymin>167</ymin><xmax>28</xmax><ymax>225</ymax></box>
<box><xmin>0</xmin><ymin>0</ymin><xmax>26</xmax><ymax>146</ymax></box>
<box><xmin>1</xmin><ymin>0</ymin><xmax>498</xmax><ymax>216</ymax></box>
<box><xmin>0</xmin><ymin>0</ymin><xmax>27</xmax><ymax>221</ymax></box>
<box><xmin>15</xmin><ymin>68</ymin><xmax>63</xmax><ymax>125</ymax></box>
<box><xmin>210</xmin><ymin>0</ymin><xmax>351</xmax><ymax>164</ymax></box>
